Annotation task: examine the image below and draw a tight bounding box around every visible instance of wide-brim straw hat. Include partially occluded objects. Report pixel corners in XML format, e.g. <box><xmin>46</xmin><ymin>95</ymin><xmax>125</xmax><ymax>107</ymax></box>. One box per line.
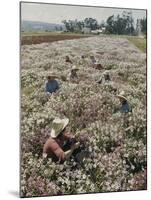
<box><xmin>116</xmin><ymin>91</ymin><xmax>127</xmax><ymax>101</ymax></box>
<box><xmin>50</xmin><ymin>118</ymin><xmax>69</xmax><ymax>138</ymax></box>
<box><xmin>71</xmin><ymin>65</ymin><xmax>79</xmax><ymax>71</ymax></box>
<box><xmin>48</xmin><ymin>73</ymin><xmax>58</xmax><ymax>79</ymax></box>
<box><xmin>103</xmin><ymin>70</ymin><xmax>109</xmax><ymax>75</ymax></box>
<box><xmin>90</xmin><ymin>55</ymin><xmax>95</xmax><ymax>59</ymax></box>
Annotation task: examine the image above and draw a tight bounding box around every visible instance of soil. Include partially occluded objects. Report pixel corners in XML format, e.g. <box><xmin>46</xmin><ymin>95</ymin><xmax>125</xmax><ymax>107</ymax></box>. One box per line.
<box><xmin>21</xmin><ymin>34</ymin><xmax>91</xmax><ymax>45</ymax></box>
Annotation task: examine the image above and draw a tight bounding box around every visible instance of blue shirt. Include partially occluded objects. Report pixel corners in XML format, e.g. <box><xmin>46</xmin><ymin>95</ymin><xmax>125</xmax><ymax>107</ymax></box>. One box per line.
<box><xmin>120</xmin><ymin>101</ymin><xmax>132</xmax><ymax>113</ymax></box>
<box><xmin>46</xmin><ymin>80</ymin><xmax>59</xmax><ymax>93</ymax></box>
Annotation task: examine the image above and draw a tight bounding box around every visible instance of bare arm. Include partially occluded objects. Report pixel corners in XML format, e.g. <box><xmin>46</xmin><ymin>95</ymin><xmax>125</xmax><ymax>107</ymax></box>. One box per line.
<box><xmin>64</xmin><ymin>142</ymin><xmax>80</xmax><ymax>160</ymax></box>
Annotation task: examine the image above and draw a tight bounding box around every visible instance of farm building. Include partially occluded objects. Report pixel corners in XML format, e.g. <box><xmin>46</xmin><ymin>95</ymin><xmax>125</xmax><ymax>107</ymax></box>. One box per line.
<box><xmin>91</xmin><ymin>28</ymin><xmax>106</xmax><ymax>34</ymax></box>
<box><xmin>82</xmin><ymin>27</ymin><xmax>91</xmax><ymax>34</ymax></box>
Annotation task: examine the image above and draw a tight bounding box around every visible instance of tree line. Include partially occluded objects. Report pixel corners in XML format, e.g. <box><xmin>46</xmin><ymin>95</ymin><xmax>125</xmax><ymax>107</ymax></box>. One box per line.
<box><xmin>62</xmin><ymin>18</ymin><xmax>99</xmax><ymax>33</ymax></box>
<box><xmin>62</xmin><ymin>11</ymin><xmax>147</xmax><ymax>35</ymax></box>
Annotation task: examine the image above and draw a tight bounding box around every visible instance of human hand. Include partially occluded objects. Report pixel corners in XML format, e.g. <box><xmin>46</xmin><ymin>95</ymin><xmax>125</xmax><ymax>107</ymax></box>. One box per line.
<box><xmin>42</xmin><ymin>153</ymin><xmax>47</xmax><ymax>159</ymax></box>
<box><xmin>71</xmin><ymin>142</ymin><xmax>80</xmax><ymax>150</ymax></box>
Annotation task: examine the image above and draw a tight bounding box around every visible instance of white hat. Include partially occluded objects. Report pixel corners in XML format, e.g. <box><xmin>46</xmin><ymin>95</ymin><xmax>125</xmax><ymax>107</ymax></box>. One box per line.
<box><xmin>71</xmin><ymin>65</ymin><xmax>79</xmax><ymax>71</ymax></box>
<box><xmin>103</xmin><ymin>70</ymin><xmax>109</xmax><ymax>75</ymax></box>
<box><xmin>116</xmin><ymin>91</ymin><xmax>127</xmax><ymax>101</ymax></box>
<box><xmin>50</xmin><ymin>118</ymin><xmax>69</xmax><ymax>138</ymax></box>
<box><xmin>48</xmin><ymin>73</ymin><xmax>58</xmax><ymax>79</ymax></box>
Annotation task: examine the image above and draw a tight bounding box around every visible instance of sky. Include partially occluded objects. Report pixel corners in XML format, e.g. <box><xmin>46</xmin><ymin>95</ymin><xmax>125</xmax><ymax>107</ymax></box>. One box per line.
<box><xmin>21</xmin><ymin>2</ymin><xmax>146</xmax><ymax>24</ymax></box>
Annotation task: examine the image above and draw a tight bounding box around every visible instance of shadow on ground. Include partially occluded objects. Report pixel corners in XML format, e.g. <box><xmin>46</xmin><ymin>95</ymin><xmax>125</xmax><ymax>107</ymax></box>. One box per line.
<box><xmin>8</xmin><ymin>190</ymin><xmax>19</xmax><ymax>197</ymax></box>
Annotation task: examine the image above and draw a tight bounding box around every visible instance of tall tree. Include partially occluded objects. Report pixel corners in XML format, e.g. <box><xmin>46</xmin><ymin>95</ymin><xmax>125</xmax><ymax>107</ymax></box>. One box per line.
<box><xmin>62</xmin><ymin>18</ymin><xmax>98</xmax><ymax>32</ymax></box>
<box><xmin>105</xmin><ymin>11</ymin><xmax>135</xmax><ymax>35</ymax></box>
<box><xmin>84</xmin><ymin>18</ymin><xmax>98</xmax><ymax>30</ymax></box>
<box><xmin>62</xmin><ymin>20</ymin><xmax>70</xmax><ymax>31</ymax></box>
<box><xmin>105</xmin><ymin>15</ymin><xmax>115</xmax><ymax>33</ymax></box>
<box><xmin>140</xmin><ymin>18</ymin><xmax>147</xmax><ymax>35</ymax></box>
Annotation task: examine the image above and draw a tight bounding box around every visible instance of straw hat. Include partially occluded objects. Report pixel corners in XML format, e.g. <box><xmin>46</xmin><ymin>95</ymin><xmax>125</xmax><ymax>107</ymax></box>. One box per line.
<box><xmin>50</xmin><ymin>118</ymin><xmax>69</xmax><ymax>138</ymax></box>
<box><xmin>48</xmin><ymin>74</ymin><xmax>58</xmax><ymax>79</ymax></box>
<box><xmin>103</xmin><ymin>70</ymin><xmax>109</xmax><ymax>75</ymax></box>
<box><xmin>71</xmin><ymin>65</ymin><xmax>79</xmax><ymax>71</ymax></box>
<box><xmin>116</xmin><ymin>91</ymin><xmax>127</xmax><ymax>101</ymax></box>
<box><xmin>90</xmin><ymin>55</ymin><xmax>95</xmax><ymax>59</ymax></box>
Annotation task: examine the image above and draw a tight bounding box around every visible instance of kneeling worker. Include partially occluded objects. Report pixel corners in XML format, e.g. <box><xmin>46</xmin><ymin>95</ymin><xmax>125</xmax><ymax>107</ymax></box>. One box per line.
<box><xmin>68</xmin><ymin>65</ymin><xmax>79</xmax><ymax>82</ymax></box>
<box><xmin>45</xmin><ymin>75</ymin><xmax>59</xmax><ymax>93</ymax></box>
<box><xmin>97</xmin><ymin>70</ymin><xmax>111</xmax><ymax>84</ymax></box>
<box><xmin>116</xmin><ymin>91</ymin><xmax>132</xmax><ymax>113</ymax></box>
<box><xmin>43</xmin><ymin>118</ymin><xmax>80</xmax><ymax>162</ymax></box>
<box><xmin>90</xmin><ymin>56</ymin><xmax>103</xmax><ymax>70</ymax></box>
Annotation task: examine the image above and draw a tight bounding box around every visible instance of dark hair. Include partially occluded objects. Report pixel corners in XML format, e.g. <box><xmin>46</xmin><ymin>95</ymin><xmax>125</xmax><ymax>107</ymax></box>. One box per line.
<box><xmin>122</xmin><ymin>99</ymin><xmax>127</xmax><ymax>104</ymax></box>
<box><xmin>47</xmin><ymin>76</ymin><xmax>51</xmax><ymax>80</ymax></box>
<box><xmin>58</xmin><ymin>126</ymin><xmax>67</xmax><ymax>139</ymax></box>
<box><xmin>66</xmin><ymin>56</ymin><xmax>69</xmax><ymax>59</ymax></box>
<box><xmin>58</xmin><ymin>132</ymin><xmax>63</xmax><ymax>139</ymax></box>
<box><xmin>105</xmin><ymin>74</ymin><xmax>111</xmax><ymax>80</ymax></box>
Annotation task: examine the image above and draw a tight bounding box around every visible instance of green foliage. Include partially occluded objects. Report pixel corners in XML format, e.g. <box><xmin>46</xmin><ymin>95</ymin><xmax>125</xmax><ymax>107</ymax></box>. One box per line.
<box><xmin>127</xmin><ymin>37</ymin><xmax>146</xmax><ymax>53</ymax></box>
<box><xmin>62</xmin><ymin>17</ymin><xmax>98</xmax><ymax>32</ymax></box>
<box><xmin>140</xmin><ymin>18</ymin><xmax>147</xmax><ymax>35</ymax></box>
<box><xmin>106</xmin><ymin>11</ymin><xmax>135</xmax><ymax>35</ymax></box>
<box><xmin>84</xmin><ymin>18</ymin><xmax>98</xmax><ymax>30</ymax></box>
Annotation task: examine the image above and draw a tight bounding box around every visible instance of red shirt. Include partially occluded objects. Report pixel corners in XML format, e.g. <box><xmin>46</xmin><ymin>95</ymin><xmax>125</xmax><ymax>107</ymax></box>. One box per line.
<box><xmin>43</xmin><ymin>132</ymin><xmax>74</xmax><ymax>161</ymax></box>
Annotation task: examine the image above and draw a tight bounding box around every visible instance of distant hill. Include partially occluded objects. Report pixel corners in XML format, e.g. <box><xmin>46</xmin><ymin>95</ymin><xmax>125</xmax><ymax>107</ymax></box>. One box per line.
<box><xmin>21</xmin><ymin>20</ymin><xmax>65</xmax><ymax>32</ymax></box>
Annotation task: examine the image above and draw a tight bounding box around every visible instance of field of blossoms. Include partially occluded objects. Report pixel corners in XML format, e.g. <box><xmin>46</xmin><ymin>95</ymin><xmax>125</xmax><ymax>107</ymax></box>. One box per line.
<box><xmin>21</xmin><ymin>35</ymin><xmax>147</xmax><ymax>197</ymax></box>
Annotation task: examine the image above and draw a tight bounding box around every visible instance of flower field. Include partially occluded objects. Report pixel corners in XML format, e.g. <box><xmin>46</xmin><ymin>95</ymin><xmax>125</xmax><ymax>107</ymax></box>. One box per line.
<box><xmin>21</xmin><ymin>35</ymin><xmax>147</xmax><ymax>197</ymax></box>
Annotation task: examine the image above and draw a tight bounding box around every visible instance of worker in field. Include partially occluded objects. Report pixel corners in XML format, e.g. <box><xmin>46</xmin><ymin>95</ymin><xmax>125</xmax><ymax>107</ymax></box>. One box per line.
<box><xmin>116</xmin><ymin>91</ymin><xmax>132</xmax><ymax>113</ymax></box>
<box><xmin>81</xmin><ymin>55</ymin><xmax>86</xmax><ymax>59</ymax></box>
<box><xmin>90</xmin><ymin>55</ymin><xmax>96</xmax><ymax>64</ymax></box>
<box><xmin>97</xmin><ymin>70</ymin><xmax>111</xmax><ymax>84</ymax></box>
<box><xmin>43</xmin><ymin>118</ymin><xmax>80</xmax><ymax>162</ymax></box>
<box><xmin>68</xmin><ymin>65</ymin><xmax>79</xmax><ymax>82</ymax></box>
<box><xmin>65</xmin><ymin>55</ymin><xmax>72</xmax><ymax>64</ymax></box>
<box><xmin>90</xmin><ymin>55</ymin><xmax>103</xmax><ymax>70</ymax></box>
<box><xmin>45</xmin><ymin>75</ymin><xmax>59</xmax><ymax>93</ymax></box>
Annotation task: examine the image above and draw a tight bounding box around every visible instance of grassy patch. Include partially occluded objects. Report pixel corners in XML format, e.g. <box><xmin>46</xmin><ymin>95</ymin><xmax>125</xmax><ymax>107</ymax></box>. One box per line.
<box><xmin>22</xmin><ymin>86</ymin><xmax>35</xmax><ymax>96</ymax></box>
<box><xmin>100</xmin><ymin>34</ymin><xmax>146</xmax><ymax>53</ymax></box>
<box><xmin>126</xmin><ymin>37</ymin><xmax>146</xmax><ymax>53</ymax></box>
